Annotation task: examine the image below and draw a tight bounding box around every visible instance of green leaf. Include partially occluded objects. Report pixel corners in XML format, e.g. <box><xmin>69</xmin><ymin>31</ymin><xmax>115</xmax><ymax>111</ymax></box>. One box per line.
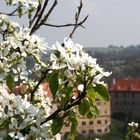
<box><xmin>70</xmin><ymin>116</ymin><xmax>77</xmax><ymax>140</ymax></box>
<box><xmin>94</xmin><ymin>84</ymin><xmax>109</xmax><ymax>101</ymax></box>
<box><xmin>60</xmin><ymin>87</ymin><xmax>73</xmax><ymax>109</ymax></box>
<box><xmin>78</xmin><ymin>98</ymin><xmax>90</xmax><ymax>116</ymax></box>
<box><xmin>86</xmin><ymin>87</ymin><xmax>95</xmax><ymax>102</ymax></box>
<box><xmin>0</xmin><ymin>117</ymin><xmax>11</xmax><ymax>129</ymax></box>
<box><xmin>6</xmin><ymin>74</ymin><xmax>14</xmax><ymax>91</ymax></box>
<box><xmin>87</xmin><ymin>105</ymin><xmax>99</xmax><ymax>118</ymax></box>
<box><xmin>27</xmin><ymin>9</ymin><xmax>33</xmax><ymax>19</ymax></box>
<box><xmin>135</xmin><ymin>132</ymin><xmax>140</xmax><ymax>139</ymax></box>
<box><xmin>51</xmin><ymin>117</ymin><xmax>63</xmax><ymax>135</ymax></box>
<box><xmin>18</xmin><ymin>6</ymin><xmax>22</xmax><ymax>17</ymax></box>
<box><xmin>49</xmin><ymin>72</ymin><xmax>59</xmax><ymax>99</ymax></box>
<box><xmin>9</xmin><ymin>0</ymin><xmax>12</xmax><ymax>5</ymax></box>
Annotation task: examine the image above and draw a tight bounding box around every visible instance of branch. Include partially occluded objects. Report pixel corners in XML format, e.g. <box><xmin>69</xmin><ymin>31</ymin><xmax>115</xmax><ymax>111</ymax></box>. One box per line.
<box><xmin>29</xmin><ymin>0</ymin><xmax>42</xmax><ymax>28</ymax></box>
<box><xmin>38</xmin><ymin>0</ymin><xmax>57</xmax><ymax>26</ymax></box>
<box><xmin>69</xmin><ymin>0</ymin><xmax>88</xmax><ymax>38</ymax></box>
<box><xmin>30</xmin><ymin>68</ymin><xmax>50</xmax><ymax>102</ymax></box>
<box><xmin>42</xmin><ymin>15</ymin><xmax>88</xmax><ymax>28</ymax></box>
<box><xmin>0</xmin><ymin>9</ymin><xmax>18</xmax><ymax>16</ymax></box>
<box><xmin>30</xmin><ymin>0</ymin><xmax>49</xmax><ymax>34</ymax></box>
<box><xmin>41</xmin><ymin>86</ymin><xmax>87</xmax><ymax>125</ymax></box>
<box><xmin>30</xmin><ymin>0</ymin><xmax>57</xmax><ymax>34</ymax></box>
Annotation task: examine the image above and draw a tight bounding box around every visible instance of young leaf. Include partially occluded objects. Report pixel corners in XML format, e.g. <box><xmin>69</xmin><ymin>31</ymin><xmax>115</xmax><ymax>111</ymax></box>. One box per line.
<box><xmin>51</xmin><ymin>117</ymin><xmax>63</xmax><ymax>135</ymax></box>
<box><xmin>49</xmin><ymin>72</ymin><xmax>59</xmax><ymax>99</ymax></box>
<box><xmin>18</xmin><ymin>6</ymin><xmax>22</xmax><ymax>17</ymax></box>
<box><xmin>70</xmin><ymin>116</ymin><xmax>77</xmax><ymax>140</ymax></box>
<box><xmin>6</xmin><ymin>74</ymin><xmax>14</xmax><ymax>91</ymax></box>
<box><xmin>86</xmin><ymin>87</ymin><xmax>95</xmax><ymax>102</ymax></box>
<box><xmin>78</xmin><ymin>98</ymin><xmax>90</xmax><ymax>116</ymax></box>
<box><xmin>94</xmin><ymin>84</ymin><xmax>109</xmax><ymax>101</ymax></box>
<box><xmin>87</xmin><ymin>105</ymin><xmax>99</xmax><ymax>118</ymax></box>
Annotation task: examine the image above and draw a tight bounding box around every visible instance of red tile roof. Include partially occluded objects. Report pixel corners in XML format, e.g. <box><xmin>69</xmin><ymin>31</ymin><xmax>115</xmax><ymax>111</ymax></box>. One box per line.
<box><xmin>109</xmin><ymin>79</ymin><xmax>140</xmax><ymax>92</ymax></box>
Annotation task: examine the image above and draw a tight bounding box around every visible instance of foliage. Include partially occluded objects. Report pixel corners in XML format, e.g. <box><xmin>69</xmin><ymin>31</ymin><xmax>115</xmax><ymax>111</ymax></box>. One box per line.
<box><xmin>0</xmin><ymin>0</ymin><xmax>111</xmax><ymax>139</ymax></box>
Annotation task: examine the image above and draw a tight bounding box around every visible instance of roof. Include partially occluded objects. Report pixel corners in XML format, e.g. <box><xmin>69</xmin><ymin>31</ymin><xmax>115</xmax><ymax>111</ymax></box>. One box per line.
<box><xmin>6</xmin><ymin>83</ymin><xmax>51</xmax><ymax>97</ymax></box>
<box><xmin>109</xmin><ymin>79</ymin><xmax>140</xmax><ymax>92</ymax></box>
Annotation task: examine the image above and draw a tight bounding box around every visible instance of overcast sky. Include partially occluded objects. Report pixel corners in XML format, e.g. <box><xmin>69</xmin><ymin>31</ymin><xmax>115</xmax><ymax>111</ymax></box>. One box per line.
<box><xmin>1</xmin><ymin>0</ymin><xmax>140</xmax><ymax>47</ymax></box>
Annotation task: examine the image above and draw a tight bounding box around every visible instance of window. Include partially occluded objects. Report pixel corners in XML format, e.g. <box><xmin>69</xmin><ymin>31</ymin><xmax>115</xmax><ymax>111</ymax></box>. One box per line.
<box><xmin>132</xmin><ymin>101</ymin><xmax>135</xmax><ymax>106</ymax></box>
<box><xmin>105</xmin><ymin>120</ymin><xmax>108</xmax><ymax>124</ymax></box>
<box><xmin>89</xmin><ymin>130</ymin><xmax>94</xmax><ymax>134</ymax></box>
<box><xmin>97</xmin><ymin>129</ymin><xmax>102</xmax><ymax>133</ymax></box>
<box><xmin>105</xmin><ymin>128</ymin><xmax>108</xmax><ymax>132</ymax></box>
<box><xmin>81</xmin><ymin>130</ymin><xmax>86</xmax><ymax>134</ymax></box>
<box><xmin>64</xmin><ymin>132</ymin><xmax>70</xmax><ymax>139</ymax></box>
<box><xmin>97</xmin><ymin>120</ymin><xmax>101</xmax><ymax>124</ymax></box>
<box><xmin>81</xmin><ymin>121</ymin><xmax>86</xmax><ymax>126</ymax></box>
<box><xmin>132</xmin><ymin>93</ymin><xmax>135</xmax><ymax>98</ymax></box>
<box><xmin>115</xmin><ymin>101</ymin><xmax>118</xmax><ymax>106</ymax></box>
<box><xmin>123</xmin><ymin>101</ymin><xmax>126</xmax><ymax>105</ymax></box>
<box><xmin>89</xmin><ymin>121</ymin><xmax>93</xmax><ymax>125</ymax></box>
<box><xmin>65</xmin><ymin>123</ymin><xmax>69</xmax><ymax>127</ymax></box>
<box><xmin>105</xmin><ymin>110</ymin><xmax>107</xmax><ymax>114</ymax></box>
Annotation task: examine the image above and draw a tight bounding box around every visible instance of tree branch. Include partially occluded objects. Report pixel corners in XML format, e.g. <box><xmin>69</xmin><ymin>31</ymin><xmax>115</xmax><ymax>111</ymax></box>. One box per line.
<box><xmin>69</xmin><ymin>0</ymin><xmax>88</xmax><ymax>38</ymax></box>
<box><xmin>30</xmin><ymin>0</ymin><xmax>49</xmax><ymax>34</ymax></box>
<box><xmin>29</xmin><ymin>0</ymin><xmax>42</xmax><ymax>28</ymax></box>
<box><xmin>41</xmin><ymin>88</ymin><xmax>86</xmax><ymax>125</ymax></box>
<box><xmin>42</xmin><ymin>15</ymin><xmax>88</xmax><ymax>28</ymax></box>
<box><xmin>0</xmin><ymin>9</ymin><xmax>18</xmax><ymax>16</ymax></box>
<box><xmin>39</xmin><ymin>0</ymin><xmax>57</xmax><ymax>25</ymax></box>
<box><xmin>30</xmin><ymin>68</ymin><xmax>50</xmax><ymax>102</ymax></box>
<box><xmin>30</xmin><ymin>0</ymin><xmax>57</xmax><ymax>35</ymax></box>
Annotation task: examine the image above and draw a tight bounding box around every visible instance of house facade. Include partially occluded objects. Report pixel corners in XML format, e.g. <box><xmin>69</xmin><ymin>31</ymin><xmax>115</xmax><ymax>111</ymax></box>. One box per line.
<box><xmin>109</xmin><ymin>79</ymin><xmax>140</xmax><ymax>118</ymax></box>
<box><xmin>61</xmin><ymin>100</ymin><xmax>111</xmax><ymax>139</ymax></box>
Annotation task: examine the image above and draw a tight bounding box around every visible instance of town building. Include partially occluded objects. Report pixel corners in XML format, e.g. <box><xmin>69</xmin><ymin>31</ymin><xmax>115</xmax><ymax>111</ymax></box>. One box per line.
<box><xmin>109</xmin><ymin>79</ymin><xmax>140</xmax><ymax>118</ymax></box>
<box><xmin>61</xmin><ymin>100</ymin><xmax>111</xmax><ymax>139</ymax></box>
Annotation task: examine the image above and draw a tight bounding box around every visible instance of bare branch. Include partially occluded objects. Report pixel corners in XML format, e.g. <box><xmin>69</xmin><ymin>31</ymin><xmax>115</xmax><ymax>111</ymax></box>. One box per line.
<box><xmin>29</xmin><ymin>0</ymin><xmax>42</xmax><ymax>28</ymax></box>
<box><xmin>42</xmin><ymin>15</ymin><xmax>88</xmax><ymax>28</ymax></box>
<box><xmin>30</xmin><ymin>68</ymin><xmax>50</xmax><ymax>102</ymax></box>
<box><xmin>30</xmin><ymin>0</ymin><xmax>49</xmax><ymax>34</ymax></box>
<box><xmin>38</xmin><ymin>0</ymin><xmax>57</xmax><ymax>26</ymax></box>
<box><xmin>30</xmin><ymin>0</ymin><xmax>57</xmax><ymax>35</ymax></box>
<box><xmin>0</xmin><ymin>9</ymin><xmax>18</xmax><ymax>16</ymax></box>
<box><xmin>69</xmin><ymin>0</ymin><xmax>88</xmax><ymax>38</ymax></box>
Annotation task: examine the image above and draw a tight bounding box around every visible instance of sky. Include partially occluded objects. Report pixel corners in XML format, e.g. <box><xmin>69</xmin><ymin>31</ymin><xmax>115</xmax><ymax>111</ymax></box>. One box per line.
<box><xmin>1</xmin><ymin>0</ymin><xmax>140</xmax><ymax>47</ymax></box>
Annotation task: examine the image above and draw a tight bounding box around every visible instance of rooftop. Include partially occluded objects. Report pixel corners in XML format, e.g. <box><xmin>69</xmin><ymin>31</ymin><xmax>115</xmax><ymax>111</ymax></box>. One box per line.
<box><xmin>109</xmin><ymin>79</ymin><xmax>140</xmax><ymax>92</ymax></box>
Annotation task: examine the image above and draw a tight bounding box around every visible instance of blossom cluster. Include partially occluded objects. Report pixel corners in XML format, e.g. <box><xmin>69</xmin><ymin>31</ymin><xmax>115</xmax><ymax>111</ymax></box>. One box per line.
<box><xmin>0</xmin><ymin>25</ymin><xmax>48</xmax><ymax>83</ymax></box>
<box><xmin>50</xmin><ymin>38</ymin><xmax>111</xmax><ymax>87</ymax></box>
<box><xmin>128</xmin><ymin>122</ymin><xmax>139</xmax><ymax>130</ymax></box>
<box><xmin>0</xmin><ymin>85</ymin><xmax>52</xmax><ymax>140</ymax></box>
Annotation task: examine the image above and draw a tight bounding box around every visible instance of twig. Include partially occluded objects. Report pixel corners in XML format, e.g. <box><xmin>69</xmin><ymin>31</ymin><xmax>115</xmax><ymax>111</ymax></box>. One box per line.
<box><xmin>30</xmin><ymin>0</ymin><xmax>49</xmax><ymax>34</ymax></box>
<box><xmin>29</xmin><ymin>0</ymin><xmax>42</xmax><ymax>28</ymax></box>
<box><xmin>69</xmin><ymin>0</ymin><xmax>88</xmax><ymax>38</ymax></box>
<box><xmin>30</xmin><ymin>68</ymin><xmax>50</xmax><ymax>102</ymax></box>
<box><xmin>41</xmin><ymin>88</ymin><xmax>86</xmax><ymax>125</ymax></box>
<box><xmin>30</xmin><ymin>0</ymin><xmax>57</xmax><ymax>34</ymax></box>
<box><xmin>38</xmin><ymin>0</ymin><xmax>57</xmax><ymax>26</ymax></box>
<box><xmin>42</xmin><ymin>16</ymin><xmax>88</xmax><ymax>28</ymax></box>
<box><xmin>0</xmin><ymin>9</ymin><xmax>18</xmax><ymax>16</ymax></box>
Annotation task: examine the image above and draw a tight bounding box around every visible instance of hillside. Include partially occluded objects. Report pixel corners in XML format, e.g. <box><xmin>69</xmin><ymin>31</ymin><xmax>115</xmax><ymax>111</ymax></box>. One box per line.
<box><xmin>85</xmin><ymin>45</ymin><xmax>140</xmax><ymax>84</ymax></box>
